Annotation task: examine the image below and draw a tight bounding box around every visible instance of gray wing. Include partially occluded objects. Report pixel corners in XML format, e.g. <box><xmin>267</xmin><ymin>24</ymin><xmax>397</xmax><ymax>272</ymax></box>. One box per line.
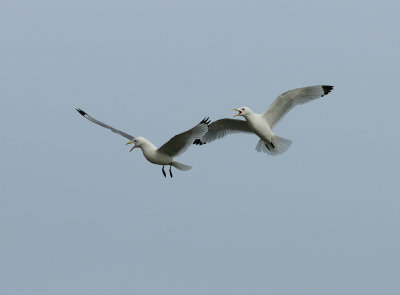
<box><xmin>158</xmin><ymin>117</ymin><xmax>211</xmax><ymax>157</ymax></box>
<box><xmin>76</xmin><ymin>108</ymin><xmax>135</xmax><ymax>140</ymax></box>
<box><xmin>194</xmin><ymin>118</ymin><xmax>253</xmax><ymax>144</ymax></box>
<box><xmin>262</xmin><ymin>85</ymin><xmax>334</xmax><ymax>128</ymax></box>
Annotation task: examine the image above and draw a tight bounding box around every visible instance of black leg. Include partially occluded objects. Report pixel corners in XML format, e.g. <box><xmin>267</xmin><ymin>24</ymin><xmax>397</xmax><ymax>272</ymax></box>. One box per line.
<box><xmin>270</xmin><ymin>142</ymin><xmax>275</xmax><ymax>149</ymax></box>
<box><xmin>169</xmin><ymin>165</ymin><xmax>173</xmax><ymax>178</ymax></box>
<box><xmin>162</xmin><ymin>165</ymin><xmax>166</xmax><ymax>177</ymax></box>
<box><xmin>265</xmin><ymin>143</ymin><xmax>271</xmax><ymax>151</ymax></box>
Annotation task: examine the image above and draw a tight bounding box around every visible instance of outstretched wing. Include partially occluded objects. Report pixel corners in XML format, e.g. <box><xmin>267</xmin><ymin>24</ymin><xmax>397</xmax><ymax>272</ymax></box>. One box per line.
<box><xmin>262</xmin><ymin>85</ymin><xmax>334</xmax><ymax>128</ymax></box>
<box><xmin>158</xmin><ymin>117</ymin><xmax>211</xmax><ymax>157</ymax></box>
<box><xmin>76</xmin><ymin>108</ymin><xmax>135</xmax><ymax>140</ymax></box>
<box><xmin>194</xmin><ymin>118</ymin><xmax>253</xmax><ymax>144</ymax></box>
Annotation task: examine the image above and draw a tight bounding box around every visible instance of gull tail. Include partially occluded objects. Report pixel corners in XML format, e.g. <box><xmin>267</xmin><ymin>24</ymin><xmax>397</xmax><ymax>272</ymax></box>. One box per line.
<box><xmin>172</xmin><ymin>161</ymin><xmax>192</xmax><ymax>171</ymax></box>
<box><xmin>255</xmin><ymin>135</ymin><xmax>292</xmax><ymax>156</ymax></box>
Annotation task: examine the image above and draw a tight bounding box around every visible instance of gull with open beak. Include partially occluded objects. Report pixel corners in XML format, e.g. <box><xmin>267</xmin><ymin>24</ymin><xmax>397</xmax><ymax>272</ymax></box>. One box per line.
<box><xmin>76</xmin><ymin>108</ymin><xmax>210</xmax><ymax>177</ymax></box>
<box><xmin>233</xmin><ymin>108</ymin><xmax>243</xmax><ymax>117</ymax></box>
<box><xmin>194</xmin><ymin>85</ymin><xmax>334</xmax><ymax>155</ymax></box>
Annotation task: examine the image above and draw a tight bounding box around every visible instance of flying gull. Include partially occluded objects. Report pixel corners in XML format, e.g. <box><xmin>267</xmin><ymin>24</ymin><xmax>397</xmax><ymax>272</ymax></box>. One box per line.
<box><xmin>194</xmin><ymin>85</ymin><xmax>334</xmax><ymax>155</ymax></box>
<box><xmin>76</xmin><ymin>109</ymin><xmax>210</xmax><ymax>177</ymax></box>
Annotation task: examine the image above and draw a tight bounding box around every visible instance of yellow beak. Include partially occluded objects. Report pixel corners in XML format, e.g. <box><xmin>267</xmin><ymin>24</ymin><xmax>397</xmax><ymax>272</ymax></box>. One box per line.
<box><xmin>233</xmin><ymin>108</ymin><xmax>241</xmax><ymax>117</ymax></box>
<box><xmin>126</xmin><ymin>141</ymin><xmax>136</xmax><ymax>152</ymax></box>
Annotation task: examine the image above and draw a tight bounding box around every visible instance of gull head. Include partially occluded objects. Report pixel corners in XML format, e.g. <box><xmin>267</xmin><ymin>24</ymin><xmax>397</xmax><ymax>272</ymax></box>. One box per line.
<box><xmin>233</xmin><ymin>106</ymin><xmax>250</xmax><ymax>117</ymax></box>
<box><xmin>125</xmin><ymin>137</ymin><xmax>145</xmax><ymax>152</ymax></box>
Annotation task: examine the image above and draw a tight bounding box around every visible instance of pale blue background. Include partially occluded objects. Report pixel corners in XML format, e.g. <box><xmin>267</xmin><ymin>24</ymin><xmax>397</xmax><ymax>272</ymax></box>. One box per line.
<box><xmin>1</xmin><ymin>0</ymin><xmax>399</xmax><ymax>294</ymax></box>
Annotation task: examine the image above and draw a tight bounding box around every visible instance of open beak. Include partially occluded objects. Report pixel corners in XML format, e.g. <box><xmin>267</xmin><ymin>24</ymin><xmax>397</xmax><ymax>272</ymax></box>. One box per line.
<box><xmin>125</xmin><ymin>141</ymin><xmax>136</xmax><ymax>152</ymax></box>
<box><xmin>233</xmin><ymin>108</ymin><xmax>242</xmax><ymax>117</ymax></box>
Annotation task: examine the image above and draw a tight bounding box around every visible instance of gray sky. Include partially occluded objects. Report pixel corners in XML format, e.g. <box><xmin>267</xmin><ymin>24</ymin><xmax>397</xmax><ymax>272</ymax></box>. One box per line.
<box><xmin>1</xmin><ymin>0</ymin><xmax>400</xmax><ymax>294</ymax></box>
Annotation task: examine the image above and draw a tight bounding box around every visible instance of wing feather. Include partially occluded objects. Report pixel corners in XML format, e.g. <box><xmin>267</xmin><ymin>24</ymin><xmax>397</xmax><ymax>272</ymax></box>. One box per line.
<box><xmin>158</xmin><ymin>117</ymin><xmax>211</xmax><ymax>157</ymax></box>
<box><xmin>262</xmin><ymin>85</ymin><xmax>334</xmax><ymax>128</ymax></box>
<box><xmin>196</xmin><ymin>118</ymin><xmax>253</xmax><ymax>144</ymax></box>
<box><xmin>76</xmin><ymin>108</ymin><xmax>135</xmax><ymax>140</ymax></box>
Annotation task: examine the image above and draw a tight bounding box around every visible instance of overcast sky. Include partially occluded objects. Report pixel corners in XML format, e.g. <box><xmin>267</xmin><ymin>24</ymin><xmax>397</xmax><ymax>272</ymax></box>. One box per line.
<box><xmin>1</xmin><ymin>0</ymin><xmax>400</xmax><ymax>294</ymax></box>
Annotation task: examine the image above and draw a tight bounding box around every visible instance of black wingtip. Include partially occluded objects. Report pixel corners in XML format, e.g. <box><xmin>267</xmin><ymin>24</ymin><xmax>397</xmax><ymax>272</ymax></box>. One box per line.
<box><xmin>76</xmin><ymin>108</ymin><xmax>87</xmax><ymax>116</ymax></box>
<box><xmin>193</xmin><ymin>139</ymin><xmax>206</xmax><ymax>145</ymax></box>
<box><xmin>200</xmin><ymin>116</ymin><xmax>211</xmax><ymax>126</ymax></box>
<box><xmin>194</xmin><ymin>116</ymin><xmax>211</xmax><ymax>145</ymax></box>
<box><xmin>321</xmin><ymin>85</ymin><xmax>334</xmax><ymax>97</ymax></box>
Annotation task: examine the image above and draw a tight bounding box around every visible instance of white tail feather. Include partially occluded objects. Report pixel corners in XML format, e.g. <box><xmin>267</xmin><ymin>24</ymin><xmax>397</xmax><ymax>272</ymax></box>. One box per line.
<box><xmin>172</xmin><ymin>161</ymin><xmax>192</xmax><ymax>171</ymax></box>
<box><xmin>255</xmin><ymin>135</ymin><xmax>292</xmax><ymax>156</ymax></box>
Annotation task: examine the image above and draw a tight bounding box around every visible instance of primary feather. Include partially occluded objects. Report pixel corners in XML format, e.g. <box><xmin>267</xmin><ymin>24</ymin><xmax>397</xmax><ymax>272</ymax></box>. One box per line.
<box><xmin>262</xmin><ymin>85</ymin><xmax>333</xmax><ymax>128</ymax></box>
<box><xmin>76</xmin><ymin>108</ymin><xmax>135</xmax><ymax>140</ymax></box>
<box><xmin>197</xmin><ymin>118</ymin><xmax>252</xmax><ymax>144</ymax></box>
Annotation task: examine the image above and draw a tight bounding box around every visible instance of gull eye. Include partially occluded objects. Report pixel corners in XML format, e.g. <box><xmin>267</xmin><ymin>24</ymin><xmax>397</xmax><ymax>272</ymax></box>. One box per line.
<box><xmin>242</xmin><ymin>108</ymin><xmax>245</xmax><ymax>111</ymax></box>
